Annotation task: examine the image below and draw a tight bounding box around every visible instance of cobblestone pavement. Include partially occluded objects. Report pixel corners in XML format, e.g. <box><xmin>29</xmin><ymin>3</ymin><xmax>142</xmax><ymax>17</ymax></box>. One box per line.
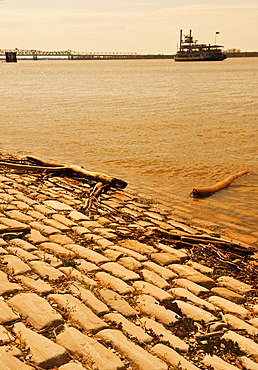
<box><xmin>0</xmin><ymin>167</ymin><xmax>258</xmax><ymax>370</ymax></box>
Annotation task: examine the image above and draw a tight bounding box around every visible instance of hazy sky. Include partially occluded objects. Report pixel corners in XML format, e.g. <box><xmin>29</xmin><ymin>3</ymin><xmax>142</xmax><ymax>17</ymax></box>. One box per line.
<box><xmin>0</xmin><ymin>0</ymin><xmax>257</xmax><ymax>53</ymax></box>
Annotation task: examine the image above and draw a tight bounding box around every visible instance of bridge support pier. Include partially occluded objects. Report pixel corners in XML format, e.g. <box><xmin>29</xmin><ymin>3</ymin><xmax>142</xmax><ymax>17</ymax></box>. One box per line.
<box><xmin>33</xmin><ymin>54</ymin><xmax>38</xmax><ymax>60</ymax></box>
<box><xmin>5</xmin><ymin>52</ymin><xmax>17</xmax><ymax>63</ymax></box>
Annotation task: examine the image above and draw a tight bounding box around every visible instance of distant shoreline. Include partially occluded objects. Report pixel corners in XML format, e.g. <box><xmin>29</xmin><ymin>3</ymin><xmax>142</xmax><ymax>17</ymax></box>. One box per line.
<box><xmin>226</xmin><ymin>52</ymin><xmax>258</xmax><ymax>58</ymax></box>
<box><xmin>1</xmin><ymin>52</ymin><xmax>258</xmax><ymax>61</ymax></box>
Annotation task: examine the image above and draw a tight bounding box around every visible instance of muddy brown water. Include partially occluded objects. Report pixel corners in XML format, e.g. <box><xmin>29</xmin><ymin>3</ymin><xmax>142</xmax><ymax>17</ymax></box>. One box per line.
<box><xmin>1</xmin><ymin>58</ymin><xmax>257</xmax><ymax>244</ymax></box>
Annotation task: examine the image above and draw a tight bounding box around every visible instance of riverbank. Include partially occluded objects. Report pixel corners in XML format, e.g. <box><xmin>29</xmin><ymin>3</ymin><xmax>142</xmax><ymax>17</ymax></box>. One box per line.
<box><xmin>1</xmin><ymin>153</ymin><xmax>258</xmax><ymax>369</ymax></box>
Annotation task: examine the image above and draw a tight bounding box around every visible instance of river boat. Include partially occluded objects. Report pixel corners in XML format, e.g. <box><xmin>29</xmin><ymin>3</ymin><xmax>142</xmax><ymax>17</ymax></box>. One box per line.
<box><xmin>175</xmin><ymin>30</ymin><xmax>227</xmax><ymax>61</ymax></box>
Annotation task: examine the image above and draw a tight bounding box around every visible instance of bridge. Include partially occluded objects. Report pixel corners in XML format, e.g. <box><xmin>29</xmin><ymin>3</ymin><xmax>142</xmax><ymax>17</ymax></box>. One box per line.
<box><xmin>0</xmin><ymin>49</ymin><xmax>174</xmax><ymax>60</ymax></box>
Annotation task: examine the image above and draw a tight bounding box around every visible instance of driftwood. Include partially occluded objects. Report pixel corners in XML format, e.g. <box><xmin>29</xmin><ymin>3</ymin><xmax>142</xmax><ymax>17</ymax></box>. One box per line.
<box><xmin>82</xmin><ymin>182</ymin><xmax>110</xmax><ymax>213</ymax></box>
<box><xmin>26</xmin><ymin>155</ymin><xmax>127</xmax><ymax>188</ymax></box>
<box><xmin>0</xmin><ymin>155</ymin><xmax>127</xmax><ymax>189</ymax></box>
<box><xmin>190</xmin><ymin>170</ymin><xmax>250</xmax><ymax>198</ymax></box>
<box><xmin>0</xmin><ymin>161</ymin><xmax>66</xmax><ymax>172</ymax></box>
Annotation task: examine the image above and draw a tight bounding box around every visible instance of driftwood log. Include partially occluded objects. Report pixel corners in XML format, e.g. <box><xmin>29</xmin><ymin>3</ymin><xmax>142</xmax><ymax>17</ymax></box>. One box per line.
<box><xmin>190</xmin><ymin>170</ymin><xmax>250</xmax><ymax>198</ymax></box>
<box><xmin>0</xmin><ymin>155</ymin><xmax>127</xmax><ymax>189</ymax></box>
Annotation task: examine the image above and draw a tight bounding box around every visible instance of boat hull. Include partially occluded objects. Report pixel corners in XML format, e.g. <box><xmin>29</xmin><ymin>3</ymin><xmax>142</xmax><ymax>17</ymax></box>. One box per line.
<box><xmin>175</xmin><ymin>54</ymin><xmax>227</xmax><ymax>62</ymax></box>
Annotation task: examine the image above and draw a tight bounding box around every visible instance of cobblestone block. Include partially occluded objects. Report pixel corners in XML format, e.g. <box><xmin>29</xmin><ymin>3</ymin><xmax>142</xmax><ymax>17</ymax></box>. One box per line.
<box><xmin>104</xmin><ymin>249</ymin><xmax>123</xmax><ymax>261</ymax></box>
<box><xmin>173</xmin><ymin>300</ymin><xmax>217</xmax><ymax>323</ymax></box>
<box><xmin>48</xmin><ymin>233</ymin><xmax>75</xmax><ymax>245</ymax></box>
<box><xmin>48</xmin><ymin>294</ymin><xmax>108</xmax><ymax>334</ymax></box>
<box><xmin>3</xmin><ymin>255</ymin><xmax>31</xmax><ymax>275</ymax></box>
<box><xmin>249</xmin><ymin>318</ymin><xmax>258</xmax><ymax>329</ymax></box>
<box><xmin>28</xmin><ymin>209</ymin><xmax>46</xmax><ymax>220</ymax></box>
<box><xmin>81</xmin><ymin>220</ymin><xmax>104</xmax><ymax>229</ymax></box>
<box><xmin>52</xmin><ymin>213</ymin><xmax>77</xmax><ymax>227</ymax></box>
<box><xmin>93</xmin><ymin>227</ymin><xmax>118</xmax><ymax>239</ymax></box>
<box><xmin>151</xmin><ymin>343</ymin><xmax>200</xmax><ymax>370</ymax></box>
<box><xmin>120</xmin><ymin>207</ymin><xmax>142</xmax><ymax>218</ymax></box>
<box><xmin>0</xmin><ymin>300</ymin><xmax>20</xmax><ymax>323</ymax></box>
<box><xmin>133</xmin><ymin>281</ymin><xmax>173</xmax><ymax>302</ymax></box>
<box><xmin>208</xmin><ymin>296</ymin><xmax>249</xmax><ymax>319</ymax></box>
<box><xmin>120</xmin><ymin>239</ymin><xmax>157</xmax><ymax>254</ymax></box>
<box><xmin>59</xmin><ymin>364</ymin><xmax>86</xmax><ymax>370</ymax></box>
<box><xmin>69</xmin><ymin>283</ymin><xmax>110</xmax><ymax>316</ymax></box>
<box><xmin>0</xmin><ymin>246</ymin><xmax>7</xmax><ymax>254</ymax></box>
<box><xmin>30</xmin><ymin>221</ymin><xmax>61</xmax><ymax>235</ymax></box>
<box><xmin>151</xmin><ymin>252</ymin><xmax>182</xmax><ymax>265</ymax></box>
<box><xmin>109</xmin><ymin>245</ymin><xmax>147</xmax><ymax>261</ymax></box>
<box><xmin>96</xmin><ymin>329</ymin><xmax>168</xmax><ymax>370</ymax></box>
<box><xmin>0</xmin><ymin>325</ymin><xmax>14</xmax><ymax>344</ymax></box>
<box><xmin>0</xmin><ymin>347</ymin><xmax>34</xmax><ymax>369</ymax></box>
<box><xmin>118</xmin><ymin>256</ymin><xmax>142</xmax><ymax>271</ymax></box>
<box><xmin>173</xmin><ymin>278</ymin><xmax>209</xmax><ymax>296</ymax></box>
<box><xmin>223</xmin><ymin>314</ymin><xmax>258</xmax><ymax>336</ymax></box>
<box><xmin>43</xmin><ymin>200</ymin><xmax>74</xmax><ymax>211</ymax></box>
<box><xmin>170</xmin><ymin>287</ymin><xmax>216</xmax><ymax>312</ymax></box>
<box><xmin>6</xmin><ymin>246</ymin><xmax>40</xmax><ymax>262</ymax></box>
<box><xmin>42</xmin><ymin>218</ymin><xmax>70</xmax><ymax>232</ymax></box>
<box><xmin>69</xmin><ymin>210</ymin><xmax>90</xmax><ymax>221</ymax></box>
<box><xmin>141</xmin><ymin>268</ymin><xmax>170</xmax><ymax>289</ymax></box>
<box><xmin>65</xmin><ymin>243</ymin><xmax>110</xmax><ymax>263</ymax></box>
<box><xmin>203</xmin><ymin>354</ymin><xmax>241</xmax><ymax>369</ymax></box>
<box><xmin>0</xmin><ymin>217</ymin><xmax>31</xmax><ymax>231</ymax></box>
<box><xmin>0</xmin><ymin>280</ymin><xmax>23</xmax><ymax>296</ymax></box>
<box><xmin>96</xmin><ymin>272</ymin><xmax>134</xmax><ymax>294</ymax></box>
<box><xmin>167</xmin><ymin>220</ymin><xmax>197</xmax><ymax>234</ymax></box>
<box><xmin>101</xmin><ymin>262</ymin><xmax>140</xmax><ymax>281</ymax></box>
<box><xmin>240</xmin><ymin>356</ymin><xmax>258</xmax><ymax>370</ymax></box>
<box><xmin>136</xmin><ymin>295</ymin><xmax>180</xmax><ymax>325</ymax></box>
<box><xmin>222</xmin><ymin>330</ymin><xmax>258</xmax><ymax>359</ymax></box>
<box><xmin>252</xmin><ymin>305</ymin><xmax>258</xmax><ymax>314</ymax></box>
<box><xmin>211</xmin><ymin>286</ymin><xmax>246</xmax><ymax>304</ymax></box>
<box><xmin>168</xmin><ymin>264</ymin><xmax>216</xmax><ymax>289</ymax></box>
<box><xmin>75</xmin><ymin>259</ymin><xmax>100</xmax><ymax>273</ymax></box>
<box><xmin>157</xmin><ymin>243</ymin><xmax>188</xmax><ymax>262</ymax></box>
<box><xmin>27</xmin><ymin>229</ymin><xmax>48</xmax><ymax>244</ymax></box>
<box><xmin>140</xmin><ymin>317</ymin><xmax>189</xmax><ymax>352</ymax></box>
<box><xmin>28</xmin><ymin>260</ymin><xmax>65</xmax><ymax>280</ymax></box>
<box><xmin>99</xmin><ymin>289</ymin><xmax>138</xmax><ymax>317</ymax></box>
<box><xmin>143</xmin><ymin>261</ymin><xmax>178</xmax><ymax>280</ymax></box>
<box><xmin>186</xmin><ymin>260</ymin><xmax>213</xmax><ymax>274</ymax></box>
<box><xmin>217</xmin><ymin>276</ymin><xmax>253</xmax><ymax>295</ymax></box>
<box><xmin>12</xmin><ymin>322</ymin><xmax>69</xmax><ymax>368</ymax></box>
<box><xmin>8</xmin><ymin>292</ymin><xmax>63</xmax><ymax>330</ymax></box>
<box><xmin>104</xmin><ymin>313</ymin><xmax>152</xmax><ymax>343</ymax></box>
<box><xmin>17</xmin><ymin>275</ymin><xmax>54</xmax><ymax>295</ymax></box>
<box><xmin>0</xmin><ymin>238</ymin><xmax>7</xmax><ymax>247</ymax></box>
<box><xmin>0</xmin><ymin>271</ymin><xmax>8</xmax><ymax>280</ymax></box>
<box><xmin>14</xmin><ymin>193</ymin><xmax>36</xmax><ymax>206</ymax></box>
<box><xmin>56</xmin><ymin>326</ymin><xmax>126</xmax><ymax>370</ymax></box>
<box><xmin>82</xmin><ymin>232</ymin><xmax>114</xmax><ymax>247</ymax></box>
<box><xmin>143</xmin><ymin>211</ymin><xmax>165</xmax><ymax>221</ymax></box>
<box><xmin>9</xmin><ymin>238</ymin><xmax>38</xmax><ymax>252</ymax></box>
<box><xmin>39</xmin><ymin>242</ymin><xmax>75</xmax><ymax>257</ymax></box>
<box><xmin>0</xmin><ymin>193</ymin><xmax>14</xmax><ymax>202</ymax></box>
<box><xmin>72</xmin><ymin>225</ymin><xmax>91</xmax><ymax>235</ymax></box>
<box><xmin>58</xmin><ymin>267</ymin><xmax>97</xmax><ymax>287</ymax></box>
<box><xmin>5</xmin><ymin>210</ymin><xmax>34</xmax><ymax>223</ymax></box>
<box><xmin>34</xmin><ymin>204</ymin><xmax>56</xmax><ymax>215</ymax></box>
<box><xmin>33</xmin><ymin>250</ymin><xmax>62</xmax><ymax>268</ymax></box>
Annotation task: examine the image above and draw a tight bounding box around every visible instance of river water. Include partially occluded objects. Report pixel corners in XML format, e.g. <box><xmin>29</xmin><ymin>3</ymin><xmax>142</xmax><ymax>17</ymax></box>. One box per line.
<box><xmin>1</xmin><ymin>58</ymin><xmax>258</xmax><ymax>241</ymax></box>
